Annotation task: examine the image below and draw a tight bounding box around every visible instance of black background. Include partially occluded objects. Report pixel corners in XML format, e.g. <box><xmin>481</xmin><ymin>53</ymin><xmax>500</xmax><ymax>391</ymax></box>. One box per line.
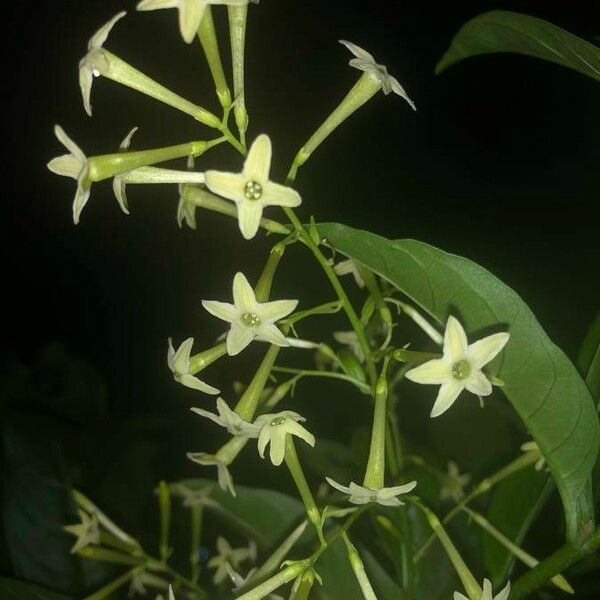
<box><xmin>1</xmin><ymin>0</ymin><xmax>598</xmax><ymax>596</ymax></box>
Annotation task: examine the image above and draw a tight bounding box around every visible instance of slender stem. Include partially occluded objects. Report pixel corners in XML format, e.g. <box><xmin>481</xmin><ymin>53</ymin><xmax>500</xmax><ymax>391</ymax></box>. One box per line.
<box><xmin>271</xmin><ymin>366</ymin><xmax>371</xmax><ymax>393</ymax></box>
<box><xmin>312</xmin><ymin>507</ymin><xmax>368</xmax><ymax>563</ymax></box>
<box><xmin>282</xmin><ymin>207</ymin><xmax>377</xmax><ymax>386</ymax></box>
<box><xmin>83</xmin><ymin>566</ymin><xmax>143</xmax><ymax>600</ymax></box>
<box><xmin>190</xmin><ymin>505</ymin><xmax>204</xmax><ymax>584</ymax></box>
<box><xmin>511</xmin><ymin>527</ymin><xmax>600</xmax><ymax>599</ymax></box>
<box><xmin>158</xmin><ymin>481</ymin><xmax>171</xmax><ymax>562</ymax></box>
<box><xmin>284</xmin><ymin>436</ymin><xmax>325</xmax><ymax>546</ymax></box>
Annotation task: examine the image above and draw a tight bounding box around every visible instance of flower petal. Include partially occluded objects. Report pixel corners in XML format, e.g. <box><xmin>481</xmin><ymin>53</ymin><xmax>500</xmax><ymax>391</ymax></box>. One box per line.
<box><xmin>257</xmin><ymin>427</ymin><xmax>270</xmax><ymax>459</ymax></box>
<box><xmin>237</xmin><ymin>201</ymin><xmax>264</xmax><ymax>240</ymax></box>
<box><xmin>179</xmin><ymin>0</ymin><xmax>205</xmax><ymax>44</ymax></box>
<box><xmin>377</xmin><ymin>496</ymin><xmax>402</xmax><ymax>506</ymax></box>
<box><xmin>232</xmin><ymin>272</ymin><xmax>257</xmax><ymax>313</ymax></box>
<box><xmin>48</xmin><ymin>155</ymin><xmax>82</xmax><ymax>179</ymax></box>
<box><xmin>205</xmin><ymin>170</ymin><xmax>245</xmax><ymax>203</ymax></box>
<box><xmin>390</xmin><ymin>76</ymin><xmax>416</xmax><ymax>110</ymax></box>
<box><xmin>286</xmin><ymin>421</ymin><xmax>315</xmax><ymax>448</ymax></box>
<box><xmin>180</xmin><ymin>374</ymin><xmax>220</xmax><ymax>394</ymax></box>
<box><xmin>269</xmin><ymin>429</ymin><xmax>287</xmax><ymax>466</ymax></box>
<box><xmin>443</xmin><ymin>316</ymin><xmax>469</xmax><ymax>362</ymax></box>
<box><xmin>379</xmin><ymin>480</ymin><xmax>417</xmax><ymax>497</ymax></box>
<box><xmin>89</xmin><ymin>11</ymin><xmax>127</xmax><ymax>50</ymax></box>
<box><xmin>339</xmin><ymin>40</ymin><xmax>375</xmax><ymax>63</ymax></box>
<box><xmin>190</xmin><ymin>406</ymin><xmax>224</xmax><ymax>427</ymax></box>
<box><xmin>202</xmin><ymin>300</ymin><xmax>238</xmax><ymax>323</ymax></box>
<box><xmin>430</xmin><ymin>380</ymin><xmax>463</xmax><ymax>418</ymax></box>
<box><xmin>172</xmin><ymin>337</ymin><xmax>194</xmax><ymax>371</ymax></box>
<box><xmin>453</xmin><ymin>594</ymin><xmax>469</xmax><ymax>600</ymax></box>
<box><xmin>258</xmin><ymin>299</ymin><xmax>298</xmax><ymax>323</ymax></box>
<box><xmin>113</xmin><ymin>177</ymin><xmax>130</xmax><ymax>214</ymax></box>
<box><xmin>79</xmin><ymin>64</ymin><xmax>94</xmax><ymax>117</ymax></box>
<box><xmin>53</xmin><ymin>125</ymin><xmax>86</xmax><ymax>163</ymax></box>
<box><xmin>325</xmin><ymin>477</ymin><xmax>351</xmax><ymax>495</ymax></box>
<box><xmin>465</xmin><ymin>370</ymin><xmax>492</xmax><ymax>397</ymax></box>
<box><xmin>495</xmin><ymin>581</ymin><xmax>511</xmax><ymax>600</ymax></box>
<box><xmin>72</xmin><ymin>183</ymin><xmax>91</xmax><ymax>225</ymax></box>
<box><xmin>227</xmin><ymin>324</ymin><xmax>254</xmax><ymax>356</ymax></box>
<box><xmin>243</xmin><ymin>134</ymin><xmax>272</xmax><ymax>184</ymax></box>
<box><xmin>137</xmin><ymin>0</ymin><xmax>179</xmax><ymax>10</ymax></box>
<box><xmin>256</xmin><ymin>323</ymin><xmax>289</xmax><ymax>347</ymax></box>
<box><xmin>405</xmin><ymin>359</ymin><xmax>450</xmax><ymax>385</ymax></box>
<box><xmin>261</xmin><ymin>181</ymin><xmax>302</xmax><ymax>208</ymax></box>
<box><xmin>468</xmin><ymin>332</ymin><xmax>510</xmax><ymax>370</ymax></box>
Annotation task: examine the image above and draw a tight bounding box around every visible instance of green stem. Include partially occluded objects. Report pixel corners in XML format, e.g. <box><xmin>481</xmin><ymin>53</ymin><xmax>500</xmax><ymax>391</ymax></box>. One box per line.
<box><xmin>271</xmin><ymin>366</ymin><xmax>371</xmax><ymax>394</ymax></box>
<box><xmin>228</xmin><ymin>5</ymin><xmax>249</xmax><ymax>146</ymax></box>
<box><xmin>511</xmin><ymin>528</ymin><xmax>600</xmax><ymax>599</ymax></box>
<box><xmin>255</xmin><ymin>238</ymin><xmax>291</xmax><ymax>302</ymax></box>
<box><xmin>83</xmin><ymin>566</ymin><xmax>143</xmax><ymax>600</ymax></box>
<box><xmin>190</xmin><ymin>505</ymin><xmax>204</xmax><ymax>584</ymax></box>
<box><xmin>284</xmin><ymin>436</ymin><xmax>325</xmax><ymax>546</ymax></box>
<box><xmin>283</xmin><ymin>207</ymin><xmax>377</xmax><ymax>386</ymax></box>
<box><xmin>157</xmin><ymin>481</ymin><xmax>171</xmax><ymax>562</ymax></box>
<box><xmin>189</xmin><ymin>343</ymin><xmax>228</xmax><ymax>375</ymax></box>
<box><xmin>312</xmin><ymin>507</ymin><xmax>368</xmax><ymax>563</ymax></box>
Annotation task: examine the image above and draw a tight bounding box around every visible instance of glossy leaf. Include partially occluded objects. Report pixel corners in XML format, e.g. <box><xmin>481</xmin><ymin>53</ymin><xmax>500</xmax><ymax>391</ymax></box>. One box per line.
<box><xmin>436</xmin><ymin>11</ymin><xmax>600</xmax><ymax>83</ymax></box>
<box><xmin>318</xmin><ymin>223</ymin><xmax>599</xmax><ymax>541</ymax></box>
<box><xmin>0</xmin><ymin>577</ymin><xmax>73</xmax><ymax>600</ymax></box>
<box><xmin>483</xmin><ymin>467</ymin><xmax>552</xmax><ymax>585</ymax></box>
<box><xmin>578</xmin><ymin>311</ymin><xmax>600</xmax><ymax>403</ymax></box>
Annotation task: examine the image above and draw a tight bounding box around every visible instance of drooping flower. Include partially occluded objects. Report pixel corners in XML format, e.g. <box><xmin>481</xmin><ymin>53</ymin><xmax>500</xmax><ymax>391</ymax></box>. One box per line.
<box><xmin>454</xmin><ymin>579</ymin><xmax>510</xmax><ymax>600</ymax></box>
<box><xmin>63</xmin><ymin>509</ymin><xmax>100</xmax><ymax>553</ymax></box>
<box><xmin>187</xmin><ymin>452</ymin><xmax>236</xmax><ymax>496</ymax></box>
<box><xmin>137</xmin><ymin>0</ymin><xmax>254</xmax><ymax>44</ymax></box>
<box><xmin>253</xmin><ymin>411</ymin><xmax>315</xmax><ymax>466</ymax></box>
<box><xmin>440</xmin><ymin>461</ymin><xmax>471</xmax><ymax>503</ymax></box>
<box><xmin>405</xmin><ymin>316</ymin><xmax>509</xmax><ymax>418</ymax></box>
<box><xmin>334</xmin><ymin>259</ymin><xmax>365</xmax><ymax>288</ymax></box>
<box><xmin>167</xmin><ymin>337</ymin><xmax>220</xmax><ymax>394</ymax></box>
<box><xmin>339</xmin><ymin>40</ymin><xmax>416</xmax><ymax>109</ymax></box>
<box><xmin>521</xmin><ymin>441</ymin><xmax>546</xmax><ymax>471</ymax></box>
<box><xmin>112</xmin><ymin>127</ymin><xmax>139</xmax><ymax>215</ymax></box>
<box><xmin>325</xmin><ymin>477</ymin><xmax>416</xmax><ymax>507</ymax></box>
<box><xmin>205</xmin><ymin>134</ymin><xmax>301</xmax><ymax>240</ymax></box>
<box><xmin>79</xmin><ymin>11</ymin><xmax>127</xmax><ymax>116</ymax></box>
<box><xmin>191</xmin><ymin>397</ymin><xmax>260</xmax><ymax>437</ymax></box>
<box><xmin>207</xmin><ymin>536</ymin><xmax>256</xmax><ymax>585</ymax></box>
<box><xmin>47</xmin><ymin>126</ymin><xmax>91</xmax><ymax>224</ymax></box>
<box><xmin>202</xmin><ymin>272</ymin><xmax>298</xmax><ymax>356</ymax></box>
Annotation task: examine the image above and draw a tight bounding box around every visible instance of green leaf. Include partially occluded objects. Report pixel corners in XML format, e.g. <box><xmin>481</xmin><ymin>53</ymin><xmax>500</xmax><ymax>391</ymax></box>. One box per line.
<box><xmin>483</xmin><ymin>467</ymin><xmax>552</xmax><ymax>585</ymax></box>
<box><xmin>318</xmin><ymin>223</ymin><xmax>599</xmax><ymax>542</ymax></box>
<box><xmin>0</xmin><ymin>577</ymin><xmax>73</xmax><ymax>600</ymax></box>
<box><xmin>578</xmin><ymin>312</ymin><xmax>600</xmax><ymax>403</ymax></box>
<box><xmin>169</xmin><ymin>479</ymin><xmax>305</xmax><ymax>550</ymax></box>
<box><xmin>436</xmin><ymin>10</ymin><xmax>600</xmax><ymax>84</ymax></box>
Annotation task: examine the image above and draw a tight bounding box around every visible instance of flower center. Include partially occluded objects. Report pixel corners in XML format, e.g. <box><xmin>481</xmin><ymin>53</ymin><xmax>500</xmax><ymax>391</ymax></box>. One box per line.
<box><xmin>241</xmin><ymin>312</ymin><xmax>261</xmax><ymax>327</ymax></box>
<box><xmin>451</xmin><ymin>359</ymin><xmax>472</xmax><ymax>380</ymax></box>
<box><xmin>270</xmin><ymin>417</ymin><xmax>287</xmax><ymax>426</ymax></box>
<box><xmin>244</xmin><ymin>180</ymin><xmax>263</xmax><ymax>200</ymax></box>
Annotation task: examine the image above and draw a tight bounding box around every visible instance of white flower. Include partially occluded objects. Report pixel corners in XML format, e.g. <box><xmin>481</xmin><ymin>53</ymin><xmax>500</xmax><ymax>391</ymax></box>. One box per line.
<box><xmin>202</xmin><ymin>272</ymin><xmax>298</xmax><ymax>356</ymax></box>
<box><xmin>325</xmin><ymin>478</ymin><xmax>416</xmax><ymax>507</ymax></box>
<box><xmin>47</xmin><ymin>126</ymin><xmax>91</xmax><ymax>224</ymax></box>
<box><xmin>64</xmin><ymin>509</ymin><xmax>100</xmax><ymax>554</ymax></box>
<box><xmin>208</xmin><ymin>536</ymin><xmax>256</xmax><ymax>585</ymax></box>
<box><xmin>205</xmin><ymin>134</ymin><xmax>301</xmax><ymax>240</ymax></box>
<box><xmin>521</xmin><ymin>441</ymin><xmax>546</xmax><ymax>471</ymax></box>
<box><xmin>112</xmin><ymin>127</ymin><xmax>139</xmax><ymax>215</ymax></box>
<box><xmin>177</xmin><ymin>155</ymin><xmax>198</xmax><ymax>229</ymax></box>
<box><xmin>128</xmin><ymin>571</ymin><xmax>169</xmax><ymax>597</ymax></box>
<box><xmin>253</xmin><ymin>411</ymin><xmax>315</xmax><ymax>466</ymax></box>
<box><xmin>440</xmin><ymin>461</ymin><xmax>471</xmax><ymax>503</ymax></box>
<box><xmin>334</xmin><ymin>259</ymin><xmax>365</xmax><ymax>288</ymax></box>
<box><xmin>334</xmin><ymin>330</ymin><xmax>364</xmax><ymax>363</ymax></box>
<box><xmin>167</xmin><ymin>337</ymin><xmax>220</xmax><ymax>394</ymax></box>
<box><xmin>340</xmin><ymin>40</ymin><xmax>416</xmax><ymax>110</ymax></box>
<box><xmin>454</xmin><ymin>579</ymin><xmax>510</xmax><ymax>600</ymax></box>
<box><xmin>191</xmin><ymin>397</ymin><xmax>260</xmax><ymax>437</ymax></box>
<box><xmin>137</xmin><ymin>0</ymin><xmax>255</xmax><ymax>44</ymax></box>
<box><xmin>187</xmin><ymin>452</ymin><xmax>236</xmax><ymax>496</ymax></box>
<box><xmin>405</xmin><ymin>316</ymin><xmax>509</xmax><ymax>418</ymax></box>
<box><xmin>79</xmin><ymin>11</ymin><xmax>127</xmax><ymax>116</ymax></box>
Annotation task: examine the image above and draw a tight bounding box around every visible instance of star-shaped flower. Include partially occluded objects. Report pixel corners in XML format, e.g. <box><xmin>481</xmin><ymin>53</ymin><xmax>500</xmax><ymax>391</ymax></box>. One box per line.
<box><xmin>340</xmin><ymin>40</ymin><xmax>416</xmax><ymax>110</ymax></box>
<box><xmin>187</xmin><ymin>452</ymin><xmax>236</xmax><ymax>496</ymax></box>
<box><xmin>191</xmin><ymin>397</ymin><xmax>260</xmax><ymax>437</ymax></box>
<box><xmin>205</xmin><ymin>134</ymin><xmax>301</xmax><ymax>240</ymax></box>
<box><xmin>47</xmin><ymin>126</ymin><xmax>91</xmax><ymax>224</ymax></box>
<box><xmin>167</xmin><ymin>337</ymin><xmax>220</xmax><ymax>394</ymax></box>
<box><xmin>253</xmin><ymin>411</ymin><xmax>315</xmax><ymax>466</ymax></box>
<box><xmin>454</xmin><ymin>579</ymin><xmax>510</xmax><ymax>600</ymax></box>
<box><xmin>79</xmin><ymin>11</ymin><xmax>127</xmax><ymax>116</ymax></box>
<box><xmin>325</xmin><ymin>478</ymin><xmax>417</xmax><ymax>507</ymax></box>
<box><xmin>64</xmin><ymin>509</ymin><xmax>100</xmax><ymax>554</ymax></box>
<box><xmin>405</xmin><ymin>316</ymin><xmax>509</xmax><ymax>418</ymax></box>
<box><xmin>333</xmin><ymin>259</ymin><xmax>365</xmax><ymax>288</ymax></box>
<box><xmin>207</xmin><ymin>536</ymin><xmax>256</xmax><ymax>585</ymax></box>
<box><xmin>202</xmin><ymin>272</ymin><xmax>298</xmax><ymax>356</ymax></box>
<box><xmin>440</xmin><ymin>461</ymin><xmax>471</xmax><ymax>503</ymax></box>
<box><xmin>137</xmin><ymin>0</ymin><xmax>254</xmax><ymax>44</ymax></box>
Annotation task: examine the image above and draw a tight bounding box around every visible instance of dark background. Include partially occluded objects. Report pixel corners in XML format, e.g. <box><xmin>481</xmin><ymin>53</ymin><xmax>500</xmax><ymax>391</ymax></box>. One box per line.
<box><xmin>1</xmin><ymin>0</ymin><xmax>598</xmax><ymax>597</ymax></box>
